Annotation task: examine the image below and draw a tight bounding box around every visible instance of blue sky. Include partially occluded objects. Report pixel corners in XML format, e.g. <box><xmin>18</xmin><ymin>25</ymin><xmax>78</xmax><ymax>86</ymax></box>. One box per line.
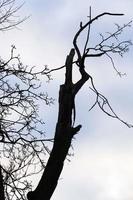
<box><xmin>1</xmin><ymin>0</ymin><xmax>133</xmax><ymax>199</ymax></box>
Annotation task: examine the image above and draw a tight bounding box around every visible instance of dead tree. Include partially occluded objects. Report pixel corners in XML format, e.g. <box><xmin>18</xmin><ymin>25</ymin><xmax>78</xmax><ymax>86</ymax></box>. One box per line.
<box><xmin>27</xmin><ymin>11</ymin><xmax>132</xmax><ymax>200</ymax></box>
<box><xmin>27</xmin><ymin>48</ymin><xmax>89</xmax><ymax>200</ymax></box>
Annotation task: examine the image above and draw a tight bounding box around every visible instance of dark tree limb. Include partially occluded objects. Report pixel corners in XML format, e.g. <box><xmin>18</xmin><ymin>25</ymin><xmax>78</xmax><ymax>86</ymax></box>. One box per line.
<box><xmin>27</xmin><ymin>48</ymin><xmax>89</xmax><ymax>200</ymax></box>
<box><xmin>73</xmin><ymin>12</ymin><xmax>124</xmax><ymax>61</ymax></box>
<box><xmin>0</xmin><ymin>165</ymin><xmax>5</xmax><ymax>200</ymax></box>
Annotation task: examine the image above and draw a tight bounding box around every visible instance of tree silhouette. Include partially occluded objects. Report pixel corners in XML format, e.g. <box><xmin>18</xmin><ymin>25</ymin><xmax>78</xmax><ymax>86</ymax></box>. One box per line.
<box><xmin>27</xmin><ymin>9</ymin><xmax>132</xmax><ymax>200</ymax></box>
<box><xmin>0</xmin><ymin>2</ymin><xmax>132</xmax><ymax>200</ymax></box>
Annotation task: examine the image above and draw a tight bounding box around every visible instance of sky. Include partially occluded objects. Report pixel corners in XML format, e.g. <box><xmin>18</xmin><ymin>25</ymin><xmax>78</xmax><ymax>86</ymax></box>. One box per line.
<box><xmin>1</xmin><ymin>0</ymin><xmax>133</xmax><ymax>200</ymax></box>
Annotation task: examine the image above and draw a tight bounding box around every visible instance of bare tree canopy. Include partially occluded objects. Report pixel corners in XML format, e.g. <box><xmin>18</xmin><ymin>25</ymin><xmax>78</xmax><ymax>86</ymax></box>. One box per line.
<box><xmin>0</xmin><ymin>1</ymin><xmax>54</xmax><ymax>199</ymax></box>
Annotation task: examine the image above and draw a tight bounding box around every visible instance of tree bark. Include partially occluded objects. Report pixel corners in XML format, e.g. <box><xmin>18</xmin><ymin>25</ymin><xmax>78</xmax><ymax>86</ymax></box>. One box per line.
<box><xmin>0</xmin><ymin>165</ymin><xmax>5</xmax><ymax>200</ymax></box>
<box><xmin>27</xmin><ymin>48</ymin><xmax>89</xmax><ymax>200</ymax></box>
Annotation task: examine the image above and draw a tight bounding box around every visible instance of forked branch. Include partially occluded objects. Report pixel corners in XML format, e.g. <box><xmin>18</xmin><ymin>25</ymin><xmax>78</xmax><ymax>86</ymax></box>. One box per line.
<box><xmin>72</xmin><ymin>10</ymin><xmax>132</xmax><ymax>127</ymax></box>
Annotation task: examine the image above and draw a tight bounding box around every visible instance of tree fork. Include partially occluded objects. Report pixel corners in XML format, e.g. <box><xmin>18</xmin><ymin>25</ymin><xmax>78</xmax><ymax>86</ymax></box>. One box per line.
<box><xmin>27</xmin><ymin>49</ymin><xmax>89</xmax><ymax>200</ymax></box>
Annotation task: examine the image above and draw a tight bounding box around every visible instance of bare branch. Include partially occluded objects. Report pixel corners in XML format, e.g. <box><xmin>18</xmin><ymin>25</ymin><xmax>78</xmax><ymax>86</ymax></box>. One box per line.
<box><xmin>89</xmin><ymin>76</ymin><xmax>133</xmax><ymax>128</ymax></box>
<box><xmin>83</xmin><ymin>6</ymin><xmax>92</xmax><ymax>55</ymax></box>
<box><xmin>73</xmin><ymin>12</ymin><xmax>124</xmax><ymax>61</ymax></box>
<box><xmin>0</xmin><ymin>0</ymin><xmax>29</xmax><ymax>31</ymax></box>
<box><xmin>0</xmin><ymin>46</ymin><xmax>54</xmax><ymax>199</ymax></box>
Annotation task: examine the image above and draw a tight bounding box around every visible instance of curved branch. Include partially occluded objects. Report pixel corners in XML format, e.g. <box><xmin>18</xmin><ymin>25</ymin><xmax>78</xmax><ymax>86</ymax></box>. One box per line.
<box><xmin>73</xmin><ymin>12</ymin><xmax>124</xmax><ymax>60</ymax></box>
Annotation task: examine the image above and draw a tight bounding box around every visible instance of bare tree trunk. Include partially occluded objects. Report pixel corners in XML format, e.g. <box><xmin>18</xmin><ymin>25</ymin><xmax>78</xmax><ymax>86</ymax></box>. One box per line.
<box><xmin>0</xmin><ymin>165</ymin><xmax>5</xmax><ymax>200</ymax></box>
<box><xmin>27</xmin><ymin>49</ymin><xmax>89</xmax><ymax>200</ymax></box>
